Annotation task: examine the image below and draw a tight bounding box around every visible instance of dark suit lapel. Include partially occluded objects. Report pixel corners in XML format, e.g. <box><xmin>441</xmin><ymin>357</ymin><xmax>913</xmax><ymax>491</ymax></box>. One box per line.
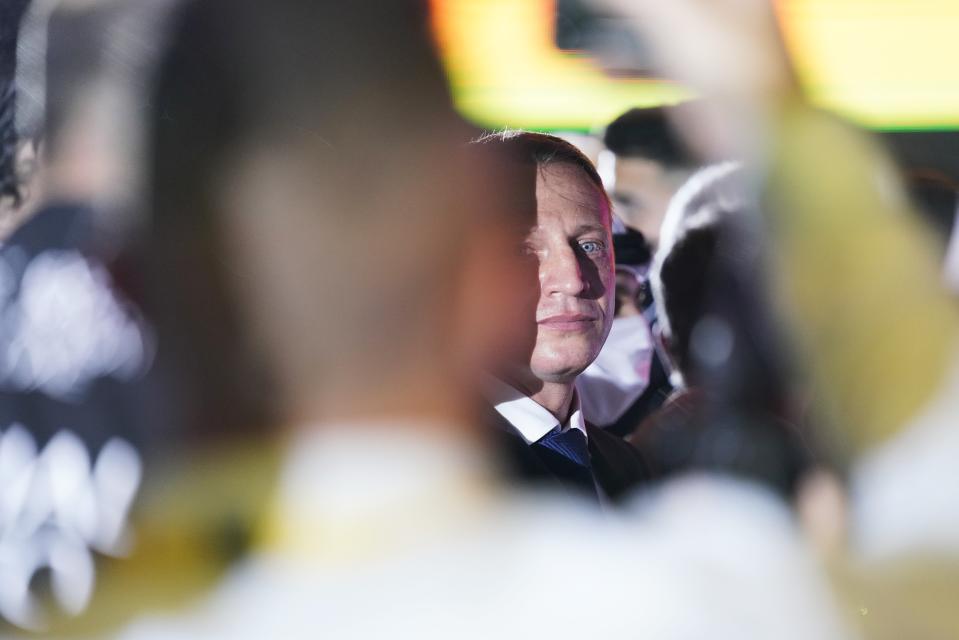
<box><xmin>488</xmin><ymin>410</ymin><xmax>555</xmax><ymax>480</ymax></box>
<box><xmin>586</xmin><ymin>423</ymin><xmax>650</xmax><ymax>503</ymax></box>
<box><xmin>484</xmin><ymin>404</ymin><xmax>648</xmax><ymax>504</ymax></box>
<box><xmin>487</xmin><ymin>409</ymin><xmax>601</xmax><ymax>502</ymax></box>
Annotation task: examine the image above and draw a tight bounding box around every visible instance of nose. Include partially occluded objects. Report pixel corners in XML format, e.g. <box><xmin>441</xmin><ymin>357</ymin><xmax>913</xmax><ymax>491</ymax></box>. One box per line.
<box><xmin>540</xmin><ymin>245</ymin><xmax>587</xmax><ymax>297</ymax></box>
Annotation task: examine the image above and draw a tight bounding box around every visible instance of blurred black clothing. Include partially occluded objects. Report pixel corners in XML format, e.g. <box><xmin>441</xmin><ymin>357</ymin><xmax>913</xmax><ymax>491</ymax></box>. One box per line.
<box><xmin>489</xmin><ymin>410</ymin><xmax>650</xmax><ymax>503</ymax></box>
<box><xmin>626</xmin><ymin>388</ymin><xmax>811</xmax><ymax>499</ymax></box>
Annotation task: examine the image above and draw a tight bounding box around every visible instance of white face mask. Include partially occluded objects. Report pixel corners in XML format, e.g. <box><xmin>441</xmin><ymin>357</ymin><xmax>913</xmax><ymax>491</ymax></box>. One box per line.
<box><xmin>577</xmin><ymin>314</ymin><xmax>655</xmax><ymax>427</ymax></box>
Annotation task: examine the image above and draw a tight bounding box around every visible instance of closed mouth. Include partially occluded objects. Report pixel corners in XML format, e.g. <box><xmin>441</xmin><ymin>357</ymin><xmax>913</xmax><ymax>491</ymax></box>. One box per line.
<box><xmin>537</xmin><ymin>313</ymin><xmax>597</xmax><ymax>330</ymax></box>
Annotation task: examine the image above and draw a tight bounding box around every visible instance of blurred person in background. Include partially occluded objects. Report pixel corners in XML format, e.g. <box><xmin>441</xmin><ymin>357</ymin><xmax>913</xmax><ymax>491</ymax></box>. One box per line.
<box><xmin>594</xmin><ymin>0</ymin><xmax>959</xmax><ymax>636</ymax></box>
<box><xmin>474</xmin><ymin>130</ymin><xmax>649</xmax><ymax>506</ymax></box>
<box><xmin>0</xmin><ymin>0</ymin><xmax>173</xmax><ymax>631</ymax></box>
<box><xmin>576</xmin><ymin>105</ymin><xmax>706</xmax><ymax>437</ymax></box>
<box><xmin>626</xmin><ymin>161</ymin><xmax>813</xmax><ymax>501</ymax></box>
<box><xmin>603</xmin><ymin>104</ymin><xmax>699</xmax><ymax>251</ymax></box>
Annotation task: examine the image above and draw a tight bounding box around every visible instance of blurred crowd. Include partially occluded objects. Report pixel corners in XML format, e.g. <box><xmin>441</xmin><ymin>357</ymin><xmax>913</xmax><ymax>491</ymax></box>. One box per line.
<box><xmin>0</xmin><ymin>0</ymin><xmax>957</xmax><ymax>638</ymax></box>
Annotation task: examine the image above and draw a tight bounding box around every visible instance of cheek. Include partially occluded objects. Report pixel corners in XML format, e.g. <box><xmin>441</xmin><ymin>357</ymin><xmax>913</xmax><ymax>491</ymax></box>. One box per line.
<box><xmin>597</xmin><ymin>262</ymin><xmax>616</xmax><ymax>335</ymax></box>
<box><xmin>599</xmin><ymin>258</ymin><xmax>616</xmax><ymax>306</ymax></box>
<box><xmin>529</xmin><ymin>323</ymin><xmax>608</xmax><ymax>378</ymax></box>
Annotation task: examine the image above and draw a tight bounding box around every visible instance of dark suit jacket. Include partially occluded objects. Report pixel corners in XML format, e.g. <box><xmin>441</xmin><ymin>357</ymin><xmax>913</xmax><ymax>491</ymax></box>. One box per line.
<box><xmin>488</xmin><ymin>409</ymin><xmax>650</xmax><ymax>504</ymax></box>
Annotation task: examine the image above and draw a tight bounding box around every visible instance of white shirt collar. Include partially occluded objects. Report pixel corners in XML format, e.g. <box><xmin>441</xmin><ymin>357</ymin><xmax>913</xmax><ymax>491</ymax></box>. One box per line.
<box><xmin>485</xmin><ymin>376</ymin><xmax>588</xmax><ymax>445</ymax></box>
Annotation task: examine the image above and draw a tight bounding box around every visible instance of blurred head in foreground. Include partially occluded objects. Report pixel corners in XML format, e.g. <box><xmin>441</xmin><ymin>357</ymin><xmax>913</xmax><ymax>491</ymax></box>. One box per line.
<box><xmin>604</xmin><ymin>104</ymin><xmax>699</xmax><ymax>250</ymax></box>
<box><xmin>147</xmin><ymin>0</ymin><xmax>533</xmax><ymax>443</ymax></box>
<box><xmin>473</xmin><ymin>131</ymin><xmax>615</xmax><ymax>398</ymax></box>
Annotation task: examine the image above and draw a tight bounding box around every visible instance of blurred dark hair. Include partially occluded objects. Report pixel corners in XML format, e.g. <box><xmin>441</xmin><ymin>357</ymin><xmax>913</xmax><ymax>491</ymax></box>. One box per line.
<box><xmin>653</xmin><ymin>164</ymin><xmax>799</xmax><ymax>414</ymax></box>
<box><xmin>638</xmin><ymin>164</ymin><xmax>814</xmax><ymax>496</ymax></box>
<box><xmin>473</xmin><ymin>130</ymin><xmax>612</xmax><ymax>214</ymax></box>
<box><xmin>0</xmin><ymin>0</ymin><xmax>30</xmax><ymax>206</ymax></box>
<box><xmin>612</xmin><ymin>227</ymin><xmax>651</xmax><ymax>267</ymax></box>
<box><xmin>653</xmin><ymin>164</ymin><xmax>747</xmax><ymax>380</ymax></box>
<box><xmin>603</xmin><ymin>105</ymin><xmax>695</xmax><ymax>169</ymax></box>
<box><xmin>0</xmin><ymin>81</ymin><xmax>18</xmax><ymax>205</ymax></box>
<box><xmin>657</xmin><ymin>223</ymin><xmax>722</xmax><ymax>376</ymax></box>
<box><xmin>627</xmin><ymin>388</ymin><xmax>811</xmax><ymax>499</ymax></box>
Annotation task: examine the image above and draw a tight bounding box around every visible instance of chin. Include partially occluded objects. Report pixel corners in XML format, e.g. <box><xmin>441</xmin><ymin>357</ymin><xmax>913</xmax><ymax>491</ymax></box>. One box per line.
<box><xmin>528</xmin><ymin>335</ymin><xmax>604</xmax><ymax>383</ymax></box>
<box><xmin>530</xmin><ymin>356</ymin><xmax>593</xmax><ymax>384</ymax></box>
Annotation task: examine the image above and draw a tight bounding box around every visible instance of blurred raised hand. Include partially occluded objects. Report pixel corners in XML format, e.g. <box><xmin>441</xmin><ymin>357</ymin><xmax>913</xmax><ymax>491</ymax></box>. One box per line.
<box><xmin>590</xmin><ymin>0</ymin><xmax>795</xmax><ymax>101</ymax></box>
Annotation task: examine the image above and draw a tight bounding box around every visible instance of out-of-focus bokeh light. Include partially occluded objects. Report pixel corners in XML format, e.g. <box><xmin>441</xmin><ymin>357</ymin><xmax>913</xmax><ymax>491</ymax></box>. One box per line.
<box><xmin>779</xmin><ymin>0</ymin><xmax>959</xmax><ymax>130</ymax></box>
<box><xmin>0</xmin><ymin>425</ymin><xmax>141</xmax><ymax>630</ymax></box>
<box><xmin>430</xmin><ymin>0</ymin><xmax>690</xmax><ymax>132</ymax></box>
<box><xmin>0</xmin><ymin>250</ymin><xmax>148</xmax><ymax>400</ymax></box>
<box><xmin>431</xmin><ymin>0</ymin><xmax>959</xmax><ymax>131</ymax></box>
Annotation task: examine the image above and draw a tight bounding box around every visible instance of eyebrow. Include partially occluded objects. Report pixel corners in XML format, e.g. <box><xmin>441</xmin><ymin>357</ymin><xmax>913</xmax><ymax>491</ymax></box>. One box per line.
<box><xmin>570</xmin><ymin>223</ymin><xmax>608</xmax><ymax>236</ymax></box>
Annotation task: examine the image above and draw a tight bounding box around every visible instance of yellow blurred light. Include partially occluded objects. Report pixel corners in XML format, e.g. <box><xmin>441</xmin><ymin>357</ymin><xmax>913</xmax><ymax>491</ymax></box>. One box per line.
<box><xmin>778</xmin><ymin>0</ymin><xmax>959</xmax><ymax>129</ymax></box>
<box><xmin>429</xmin><ymin>0</ymin><xmax>690</xmax><ymax>132</ymax></box>
<box><xmin>431</xmin><ymin>0</ymin><xmax>959</xmax><ymax>131</ymax></box>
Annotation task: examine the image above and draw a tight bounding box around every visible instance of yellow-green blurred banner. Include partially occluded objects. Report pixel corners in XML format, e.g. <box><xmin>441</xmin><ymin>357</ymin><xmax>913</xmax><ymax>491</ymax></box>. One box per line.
<box><xmin>431</xmin><ymin>0</ymin><xmax>959</xmax><ymax>132</ymax></box>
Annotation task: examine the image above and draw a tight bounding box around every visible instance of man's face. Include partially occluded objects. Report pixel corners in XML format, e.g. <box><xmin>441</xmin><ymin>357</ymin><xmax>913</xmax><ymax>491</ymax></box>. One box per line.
<box><xmin>611</xmin><ymin>156</ymin><xmax>679</xmax><ymax>250</ymax></box>
<box><xmin>515</xmin><ymin>162</ymin><xmax>615</xmax><ymax>385</ymax></box>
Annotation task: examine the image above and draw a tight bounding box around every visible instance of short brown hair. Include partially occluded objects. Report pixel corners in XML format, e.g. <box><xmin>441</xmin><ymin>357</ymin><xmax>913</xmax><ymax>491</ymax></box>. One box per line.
<box><xmin>473</xmin><ymin>130</ymin><xmax>611</xmax><ymax>215</ymax></box>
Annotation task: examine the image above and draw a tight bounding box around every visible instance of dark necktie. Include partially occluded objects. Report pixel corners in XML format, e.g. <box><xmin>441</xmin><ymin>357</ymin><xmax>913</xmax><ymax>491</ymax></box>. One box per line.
<box><xmin>534</xmin><ymin>426</ymin><xmax>591</xmax><ymax>468</ymax></box>
<box><xmin>532</xmin><ymin>427</ymin><xmax>598</xmax><ymax>501</ymax></box>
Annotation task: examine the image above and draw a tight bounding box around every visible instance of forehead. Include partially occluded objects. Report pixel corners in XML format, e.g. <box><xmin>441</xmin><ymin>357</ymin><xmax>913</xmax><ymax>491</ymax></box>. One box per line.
<box><xmin>534</xmin><ymin>162</ymin><xmax>610</xmax><ymax>230</ymax></box>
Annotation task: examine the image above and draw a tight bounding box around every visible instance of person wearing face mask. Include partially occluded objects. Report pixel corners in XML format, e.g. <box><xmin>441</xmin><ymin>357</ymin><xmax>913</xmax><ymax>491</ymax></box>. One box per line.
<box><xmin>577</xmin><ymin>229</ymin><xmax>661</xmax><ymax>431</ymax></box>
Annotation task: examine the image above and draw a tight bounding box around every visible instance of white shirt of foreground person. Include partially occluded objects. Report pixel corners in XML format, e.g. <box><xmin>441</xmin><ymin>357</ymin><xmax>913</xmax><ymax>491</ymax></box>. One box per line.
<box><xmin>851</xmin><ymin>353</ymin><xmax>959</xmax><ymax>560</ymax></box>
<box><xmin>119</xmin><ymin>424</ymin><xmax>852</xmax><ymax>640</ymax></box>
<box><xmin>578</xmin><ymin>314</ymin><xmax>655</xmax><ymax>427</ymax></box>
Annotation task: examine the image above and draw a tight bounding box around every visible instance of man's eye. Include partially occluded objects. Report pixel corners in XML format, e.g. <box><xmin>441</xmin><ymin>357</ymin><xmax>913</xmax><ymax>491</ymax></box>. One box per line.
<box><xmin>579</xmin><ymin>240</ymin><xmax>605</xmax><ymax>255</ymax></box>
